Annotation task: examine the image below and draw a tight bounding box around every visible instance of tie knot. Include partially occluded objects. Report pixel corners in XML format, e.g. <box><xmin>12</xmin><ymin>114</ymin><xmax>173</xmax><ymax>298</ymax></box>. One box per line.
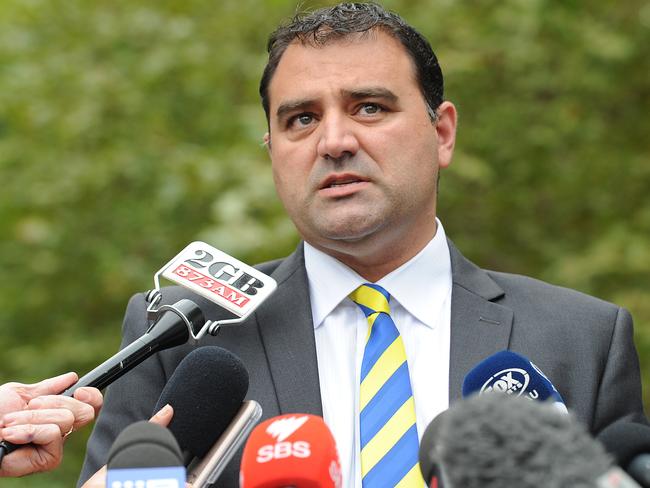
<box><xmin>349</xmin><ymin>283</ymin><xmax>392</xmax><ymax>317</ymax></box>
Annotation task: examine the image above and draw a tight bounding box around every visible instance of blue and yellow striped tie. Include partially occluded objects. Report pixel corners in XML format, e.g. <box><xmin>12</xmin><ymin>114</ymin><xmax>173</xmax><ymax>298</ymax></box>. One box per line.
<box><xmin>350</xmin><ymin>283</ymin><xmax>422</xmax><ymax>487</ymax></box>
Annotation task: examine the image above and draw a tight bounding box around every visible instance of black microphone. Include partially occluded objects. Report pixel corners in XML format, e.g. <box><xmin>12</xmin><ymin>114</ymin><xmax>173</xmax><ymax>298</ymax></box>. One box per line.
<box><xmin>0</xmin><ymin>299</ymin><xmax>204</xmax><ymax>464</ymax></box>
<box><xmin>106</xmin><ymin>420</ymin><xmax>186</xmax><ymax>486</ymax></box>
<box><xmin>152</xmin><ymin>346</ymin><xmax>250</xmax><ymax>466</ymax></box>
<box><xmin>598</xmin><ymin>421</ymin><xmax>650</xmax><ymax>487</ymax></box>
<box><xmin>65</xmin><ymin>298</ymin><xmax>204</xmax><ymax>395</ymax></box>
<box><xmin>419</xmin><ymin>393</ymin><xmax>640</xmax><ymax>488</ymax></box>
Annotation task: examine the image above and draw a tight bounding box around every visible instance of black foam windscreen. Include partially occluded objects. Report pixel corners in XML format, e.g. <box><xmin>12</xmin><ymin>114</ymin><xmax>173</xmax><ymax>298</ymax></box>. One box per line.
<box><xmin>153</xmin><ymin>346</ymin><xmax>249</xmax><ymax>459</ymax></box>
<box><xmin>108</xmin><ymin>420</ymin><xmax>183</xmax><ymax>469</ymax></box>
<box><xmin>419</xmin><ymin>394</ymin><xmax>613</xmax><ymax>488</ymax></box>
<box><xmin>598</xmin><ymin>421</ymin><xmax>650</xmax><ymax>468</ymax></box>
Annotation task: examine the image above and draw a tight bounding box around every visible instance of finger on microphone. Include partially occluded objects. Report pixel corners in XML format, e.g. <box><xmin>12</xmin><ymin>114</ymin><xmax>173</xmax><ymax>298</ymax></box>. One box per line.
<box><xmin>149</xmin><ymin>404</ymin><xmax>174</xmax><ymax>427</ymax></box>
<box><xmin>1</xmin><ymin>423</ymin><xmax>62</xmax><ymax>446</ymax></box>
<box><xmin>0</xmin><ymin>423</ymin><xmax>64</xmax><ymax>477</ymax></box>
<box><xmin>24</xmin><ymin>372</ymin><xmax>79</xmax><ymax>399</ymax></box>
<box><xmin>27</xmin><ymin>394</ymin><xmax>97</xmax><ymax>430</ymax></box>
<box><xmin>0</xmin><ymin>372</ymin><xmax>79</xmax><ymax>408</ymax></box>
<box><xmin>79</xmin><ymin>418</ymin><xmax>186</xmax><ymax>488</ymax></box>
<box><xmin>73</xmin><ymin>387</ymin><xmax>104</xmax><ymax>415</ymax></box>
<box><xmin>79</xmin><ymin>465</ymin><xmax>106</xmax><ymax>488</ymax></box>
<box><xmin>1</xmin><ymin>408</ymin><xmax>74</xmax><ymax>438</ymax></box>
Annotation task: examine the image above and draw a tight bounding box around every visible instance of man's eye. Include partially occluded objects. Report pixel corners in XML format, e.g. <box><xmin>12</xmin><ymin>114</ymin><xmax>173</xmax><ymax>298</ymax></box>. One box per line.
<box><xmin>358</xmin><ymin>103</ymin><xmax>382</xmax><ymax>116</ymax></box>
<box><xmin>289</xmin><ymin>113</ymin><xmax>314</xmax><ymax>128</ymax></box>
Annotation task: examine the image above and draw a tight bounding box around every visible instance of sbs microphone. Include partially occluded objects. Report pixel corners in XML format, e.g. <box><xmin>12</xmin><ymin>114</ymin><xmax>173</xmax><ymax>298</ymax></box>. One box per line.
<box><xmin>240</xmin><ymin>413</ymin><xmax>342</xmax><ymax>488</ymax></box>
<box><xmin>419</xmin><ymin>393</ymin><xmax>640</xmax><ymax>488</ymax></box>
<box><xmin>106</xmin><ymin>420</ymin><xmax>185</xmax><ymax>487</ymax></box>
<box><xmin>152</xmin><ymin>346</ymin><xmax>250</xmax><ymax>464</ymax></box>
<box><xmin>462</xmin><ymin>349</ymin><xmax>567</xmax><ymax>412</ymax></box>
<box><xmin>598</xmin><ymin>421</ymin><xmax>650</xmax><ymax>487</ymax></box>
<box><xmin>0</xmin><ymin>298</ymin><xmax>203</xmax><ymax>464</ymax></box>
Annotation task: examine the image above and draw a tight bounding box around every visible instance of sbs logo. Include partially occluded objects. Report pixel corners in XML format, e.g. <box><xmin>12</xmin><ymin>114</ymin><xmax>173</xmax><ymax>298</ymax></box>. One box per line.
<box><xmin>266</xmin><ymin>416</ymin><xmax>309</xmax><ymax>442</ymax></box>
<box><xmin>256</xmin><ymin>416</ymin><xmax>311</xmax><ymax>464</ymax></box>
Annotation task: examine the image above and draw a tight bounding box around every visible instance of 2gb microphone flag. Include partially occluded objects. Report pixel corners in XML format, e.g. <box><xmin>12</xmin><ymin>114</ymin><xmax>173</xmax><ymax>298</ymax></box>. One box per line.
<box><xmin>160</xmin><ymin>241</ymin><xmax>277</xmax><ymax>318</ymax></box>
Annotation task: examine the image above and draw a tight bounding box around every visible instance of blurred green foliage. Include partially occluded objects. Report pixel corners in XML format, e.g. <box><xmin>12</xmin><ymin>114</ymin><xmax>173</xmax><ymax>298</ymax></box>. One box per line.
<box><xmin>0</xmin><ymin>0</ymin><xmax>648</xmax><ymax>486</ymax></box>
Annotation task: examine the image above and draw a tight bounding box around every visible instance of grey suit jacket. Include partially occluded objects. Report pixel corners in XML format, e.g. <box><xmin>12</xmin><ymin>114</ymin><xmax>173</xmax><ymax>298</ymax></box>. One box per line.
<box><xmin>78</xmin><ymin>241</ymin><xmax>645</xmax><ymax>486</ymax></box>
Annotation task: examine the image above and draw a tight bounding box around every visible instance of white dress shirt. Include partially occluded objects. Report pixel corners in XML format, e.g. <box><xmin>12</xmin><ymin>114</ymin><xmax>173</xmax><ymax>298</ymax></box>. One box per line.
<box><xmin>304</xmin><ymin>219</ymin><xmax>453</xmax><ymax>488</ymax></box>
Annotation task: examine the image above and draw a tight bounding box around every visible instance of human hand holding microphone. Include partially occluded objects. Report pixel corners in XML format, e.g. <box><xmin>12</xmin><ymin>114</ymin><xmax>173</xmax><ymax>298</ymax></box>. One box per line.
<box><xmin>0</xmin><ymin>372</ymin><xmax>102</xmax><ymax>478</ymax></box>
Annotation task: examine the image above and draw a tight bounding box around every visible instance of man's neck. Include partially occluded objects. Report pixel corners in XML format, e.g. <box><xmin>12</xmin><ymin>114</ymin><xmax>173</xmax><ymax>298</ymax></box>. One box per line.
<box><xmin>307</xmin><ymin>220</ymin><xmax>439</xmax><ymax>282</ymax></box>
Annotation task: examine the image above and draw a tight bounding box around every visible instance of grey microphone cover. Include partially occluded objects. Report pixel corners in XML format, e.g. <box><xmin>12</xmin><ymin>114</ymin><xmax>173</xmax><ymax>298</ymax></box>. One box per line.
<box><xmin>419</xmin><ymin>393</ymin><xmax>613</xmax><ymax>488</ymax></box>
<box><xmin>107</xmin><ymin>420</ymin><xmax>183</xmax><ymax>469</ymax></box>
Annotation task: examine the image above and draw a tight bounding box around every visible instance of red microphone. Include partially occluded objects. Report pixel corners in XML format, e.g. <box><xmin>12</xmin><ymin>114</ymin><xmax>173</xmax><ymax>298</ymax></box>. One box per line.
<box><xmin>239</xmin><ymin>414</ymin><xmax>342</xmax><ymax>488</ymax></box>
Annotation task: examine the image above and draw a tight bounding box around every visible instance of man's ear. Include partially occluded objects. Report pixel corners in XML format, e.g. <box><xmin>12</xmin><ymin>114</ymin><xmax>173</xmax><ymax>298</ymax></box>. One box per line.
<box><xmin>435</xmin><ymin>101</ymin><xmax>457</xmax><ymax>170</ymax></box>
<box><xmin>263</xmin><ymin>132</ymin><xmax>271</xmax><ymax>151</ymax></box>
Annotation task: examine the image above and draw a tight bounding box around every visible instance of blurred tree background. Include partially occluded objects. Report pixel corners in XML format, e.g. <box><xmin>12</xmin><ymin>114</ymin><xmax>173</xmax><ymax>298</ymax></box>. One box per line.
<box><xmin>0</xmin><ymin>0</ymin><xmax>648</xmax><ymax>486</ymax></box>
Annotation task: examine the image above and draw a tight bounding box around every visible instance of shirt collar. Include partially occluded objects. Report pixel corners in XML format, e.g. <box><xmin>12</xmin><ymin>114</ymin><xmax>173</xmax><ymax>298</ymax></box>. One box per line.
<box><xmin>304</xmin><ymin>218</ymin><xmax>452</xmax><ymax>329</ymax></box>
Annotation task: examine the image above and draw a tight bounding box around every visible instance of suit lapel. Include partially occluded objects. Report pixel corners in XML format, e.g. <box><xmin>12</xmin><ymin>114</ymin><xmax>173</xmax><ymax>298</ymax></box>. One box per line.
<box><xmin>447</xmin><ymin>240</ymin><xmax>514</xmax><ymax>402</ymax></box>
<box><xmin>255</xmin><ymin>244</ymin><xmax>323</xmax><ymax>416</ymax></box>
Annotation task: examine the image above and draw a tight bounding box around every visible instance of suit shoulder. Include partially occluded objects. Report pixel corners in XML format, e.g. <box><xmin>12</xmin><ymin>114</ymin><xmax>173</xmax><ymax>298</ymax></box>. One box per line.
<box><xmin>486</xmin><ymin>270</ymin><xmax>623</xmax><ymax>323</ymax></box>
<box><xmin>254</xmin><ymin>257</ymin><xmax>285</xmax><ymax>275</ymax></box>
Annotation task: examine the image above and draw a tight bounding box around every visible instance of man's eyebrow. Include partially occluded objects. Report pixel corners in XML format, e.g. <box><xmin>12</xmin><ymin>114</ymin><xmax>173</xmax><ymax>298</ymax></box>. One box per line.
<box><xmin>275</xmin><ymin>98</ymin><xmax>315</xmax><ymax>120</ymax></box>
<box><xmin>342</xmin><ymin>87</ymin><xmax>398</xmax><ymax>102</ymax></box>
<box><xmin>274</xmin><ymin>88</ymin><xmax>399</xmax><ymax>120</ymax></box>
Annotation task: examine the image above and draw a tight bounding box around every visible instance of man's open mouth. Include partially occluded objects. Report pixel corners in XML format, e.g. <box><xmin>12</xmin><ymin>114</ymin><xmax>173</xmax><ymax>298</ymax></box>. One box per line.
<box><xmin>320</xmin><ymin>174</ymin><xmax>369</xmax><ymax>189</ymax></box>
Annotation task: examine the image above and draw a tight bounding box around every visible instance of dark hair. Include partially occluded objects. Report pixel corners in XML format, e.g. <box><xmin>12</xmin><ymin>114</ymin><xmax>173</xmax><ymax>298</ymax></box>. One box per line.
<box><xmin>259</xmin><ymin>2</ymin><xmax>444</xmax><ymax>124</ymax></box>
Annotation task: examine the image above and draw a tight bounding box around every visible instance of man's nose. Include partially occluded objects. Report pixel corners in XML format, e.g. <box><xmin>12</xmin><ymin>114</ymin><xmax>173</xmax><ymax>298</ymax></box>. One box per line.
<box><xmin>316</xmin><ymin>113</ymin><xmax>360</xmax><ymax>161</ymax></box>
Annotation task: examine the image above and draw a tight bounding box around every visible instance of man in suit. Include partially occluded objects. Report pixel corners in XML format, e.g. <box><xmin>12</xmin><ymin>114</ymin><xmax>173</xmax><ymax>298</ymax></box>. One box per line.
<box><xmin>79</xmin><ymin>3</ymin><xmax>645</xmax><ymax>487</ymax></box>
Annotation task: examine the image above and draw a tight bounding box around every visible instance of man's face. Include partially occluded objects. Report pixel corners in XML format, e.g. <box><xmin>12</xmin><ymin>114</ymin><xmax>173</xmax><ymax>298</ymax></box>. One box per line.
<box><xmin>265</xmin><ymin>30</ymin><xmax>455</xmax><ymax>262</ymax></box>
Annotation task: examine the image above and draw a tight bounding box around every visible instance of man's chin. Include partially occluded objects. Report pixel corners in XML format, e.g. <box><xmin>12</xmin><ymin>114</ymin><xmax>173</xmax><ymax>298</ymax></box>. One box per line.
<box><xmin>310</xmin><ymin>220</ymin><xmax>386</xmax><ymax>246</ymax></box>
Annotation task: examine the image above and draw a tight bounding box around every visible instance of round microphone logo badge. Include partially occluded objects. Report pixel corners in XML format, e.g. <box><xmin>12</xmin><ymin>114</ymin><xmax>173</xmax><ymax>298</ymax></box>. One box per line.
<box><xmin>479</xmin><ymin>368</ymin><xmax>530</xmax><ymax>396</ymax></box>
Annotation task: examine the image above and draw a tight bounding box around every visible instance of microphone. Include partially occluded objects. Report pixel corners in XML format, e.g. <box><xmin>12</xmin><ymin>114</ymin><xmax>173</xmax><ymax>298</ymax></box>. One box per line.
<box><xmin>462</xmin><ymin>349</ymin><xmax>567</xmax><ymax>412</ymax></box>
<box><xmin>239</xmin><ymin>413</ymin><xmax>342</xmax><ymax>488</ymax></box>
<box><xmin>152</xmin><ymin>346</ymin><xmax>255</xmax><ymax>475</ymax></box>
<box><xmin>106</xmin><ymin>420</ymin><xmax>186</xmax><ymax>487</ymax></box>
<box><xmin>598</xmin><ymin>421</ymin><xmax>650</xmax><ymax>487</ymax></box>
<box><xmin>418</xmin><ymin>393</ymin><xmax>640</xmax><ymax>488</ymax></box>
<box><xmin>65</xmin><ymin>299</ymin><xmax>203</xmax><ymax>395</ymax></box>
<box><xmin>0</xmin><ymin>299</ymin><xmax>203</xmax><ymax>463</ymax></box>
<box><xmin>187</xmin><ymin>400</ymin><xmax>262</xmax><ymax>488</ymax></box>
